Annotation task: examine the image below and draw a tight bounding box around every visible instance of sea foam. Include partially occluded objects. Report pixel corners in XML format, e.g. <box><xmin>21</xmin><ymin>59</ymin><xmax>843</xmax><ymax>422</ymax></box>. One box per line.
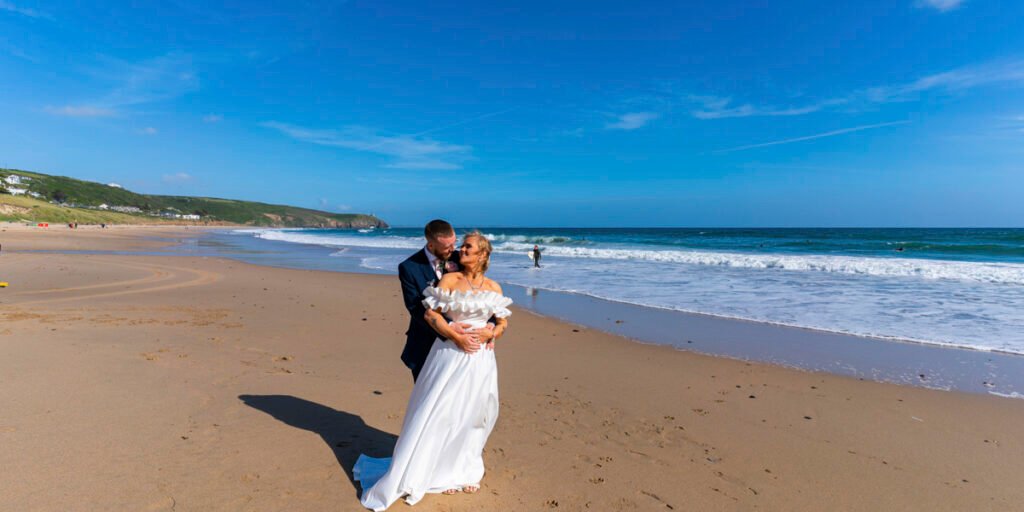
<box><xmin>232</xmin><ymin>228</ymin><xmax>1024</xmax><ymax>355</ymax></box>
<box><xmin>238</xmin><ymin>229</ymin><xmax>1024</xmax><ymax>286</ymax></box>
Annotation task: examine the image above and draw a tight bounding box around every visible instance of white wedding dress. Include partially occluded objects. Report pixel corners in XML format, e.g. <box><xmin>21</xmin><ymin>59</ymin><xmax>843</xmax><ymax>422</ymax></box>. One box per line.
<box><xmin>354</xmin><ymin>286</ymin><xmax>513</xmax><ymax>511</ymax></box>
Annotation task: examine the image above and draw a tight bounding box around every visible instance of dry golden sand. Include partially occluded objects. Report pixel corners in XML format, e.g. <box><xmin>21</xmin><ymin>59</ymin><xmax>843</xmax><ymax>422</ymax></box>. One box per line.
<box><xmin>1</xmin><ymin>227</ymin><xmax>1023</xmax><ymax>511</ymax></box>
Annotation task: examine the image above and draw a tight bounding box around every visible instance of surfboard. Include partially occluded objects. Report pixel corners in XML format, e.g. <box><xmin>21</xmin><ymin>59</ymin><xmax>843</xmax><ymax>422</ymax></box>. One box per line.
<box><xmin>527</xmin><ymin>251</ymin><xmax>535</xmax><ymax>261</ymax></box>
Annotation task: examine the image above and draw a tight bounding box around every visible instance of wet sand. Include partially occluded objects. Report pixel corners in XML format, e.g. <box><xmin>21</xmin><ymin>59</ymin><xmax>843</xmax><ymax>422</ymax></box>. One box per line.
<box><xmin>2</xmin><ymin>226</ymin><xmax>1023</xmax><ymax>511</ymax></box>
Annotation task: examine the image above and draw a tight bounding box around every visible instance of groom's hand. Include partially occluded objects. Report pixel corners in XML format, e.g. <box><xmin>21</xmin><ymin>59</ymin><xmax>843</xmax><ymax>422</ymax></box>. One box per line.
<box><xmin>449</xmin><ymin>323</ymin><xmax>473</xmax><ymax>336</ymax></box>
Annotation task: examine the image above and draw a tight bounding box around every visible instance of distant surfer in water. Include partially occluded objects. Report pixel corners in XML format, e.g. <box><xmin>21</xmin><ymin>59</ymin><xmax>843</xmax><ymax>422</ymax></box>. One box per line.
<box><xmin>532</xmin><ymin>245</ymin><xmax>542</xmax><ymax>268</ymax></box>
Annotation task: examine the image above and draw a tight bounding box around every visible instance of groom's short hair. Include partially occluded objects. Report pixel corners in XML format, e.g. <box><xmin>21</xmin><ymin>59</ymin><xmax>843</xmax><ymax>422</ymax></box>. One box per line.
<box><xmin>424</xmin><ymin>219</ymin><xmax>455</xmax><ymax>241</ymax></box>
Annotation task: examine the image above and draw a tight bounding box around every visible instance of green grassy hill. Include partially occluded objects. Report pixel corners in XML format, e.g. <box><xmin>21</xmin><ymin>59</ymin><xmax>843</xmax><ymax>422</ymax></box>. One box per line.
<box><xmin>0</xmin><ymin>193</ymin><xmax>164</xmax><ymax>225</ymax></box>
<box><xmin>0</xmin><ymin>168</ymin><xmax>388</xmax><ymax>228</ymax></box>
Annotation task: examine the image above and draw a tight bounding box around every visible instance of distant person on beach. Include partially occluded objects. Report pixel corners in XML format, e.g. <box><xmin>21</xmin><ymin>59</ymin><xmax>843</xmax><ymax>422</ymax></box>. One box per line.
<box><xmin>532</xmin><ymin>244</ymin><xmax>542</xmax><ymax>268</ymax></box>
<box><xmin>355</xmin><ymin>222</ymin><xmax>510</xmax><ymax>509</ymax></box>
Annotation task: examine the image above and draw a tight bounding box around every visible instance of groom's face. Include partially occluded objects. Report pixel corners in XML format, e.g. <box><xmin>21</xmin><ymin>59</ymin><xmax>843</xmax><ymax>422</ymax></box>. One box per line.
<box><xmin>427</xmin><ymin>232</ymin><xmax>457</xmax><ymax>261</ymax></box>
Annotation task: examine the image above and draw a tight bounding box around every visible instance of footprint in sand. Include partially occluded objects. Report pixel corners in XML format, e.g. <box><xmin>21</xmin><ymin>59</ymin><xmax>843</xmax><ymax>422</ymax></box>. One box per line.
<box><xmin>143</xmin><ymin>496</ymin><xmax>176</xmax><ymax>512</ymax></box>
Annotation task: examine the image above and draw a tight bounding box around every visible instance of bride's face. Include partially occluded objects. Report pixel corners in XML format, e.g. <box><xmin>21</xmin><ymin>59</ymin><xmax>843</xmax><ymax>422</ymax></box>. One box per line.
<box><xmin>459</xmin><ymin>238</ymin><xmax>483</xmax><ymax>270</ymax></box>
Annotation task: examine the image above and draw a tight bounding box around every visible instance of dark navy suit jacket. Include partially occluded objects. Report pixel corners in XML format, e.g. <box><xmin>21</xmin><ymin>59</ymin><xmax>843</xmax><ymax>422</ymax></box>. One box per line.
<box><xmin>398</xmin><ymin>249</ymin><xmax>459</xmax><ymax>378</ymax></box>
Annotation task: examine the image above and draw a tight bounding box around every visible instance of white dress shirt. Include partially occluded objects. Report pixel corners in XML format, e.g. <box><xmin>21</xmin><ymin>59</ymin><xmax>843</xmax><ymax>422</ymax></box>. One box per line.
<box><xmin>424</xmin><ymin>247</ymin><xmax>443</xmax><ymax>280</ymax></box>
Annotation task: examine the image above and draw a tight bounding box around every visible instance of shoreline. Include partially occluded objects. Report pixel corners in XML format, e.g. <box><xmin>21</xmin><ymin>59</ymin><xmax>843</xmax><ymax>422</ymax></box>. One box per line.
<box><xmin>3</xmin><ymin>226</ymin><xmax>1024</xmax><ymax>510</ymax></box>
<box><xmin>524</xmin><ymin>284</ymin><xmax>1021</xmax><ymax>357</ymax></box>
<box><xmin>53</xmin><ymin>226</ymin><xmax>1022</xmax><ymax>397</ymax></box>
<box><xmin>499</xmin><ymin>283</ymin><xmax>1024</xmax><ymax>395</ymax></box>
<box><xmin>6</xmin><ymin>225</ymin><xmax>1024</xmax><ymax>397</ymax></box>
<box><xmin>218</xmin><ymin>229</ymin><xmax>1024</xmax><ymax>354</ymax></box>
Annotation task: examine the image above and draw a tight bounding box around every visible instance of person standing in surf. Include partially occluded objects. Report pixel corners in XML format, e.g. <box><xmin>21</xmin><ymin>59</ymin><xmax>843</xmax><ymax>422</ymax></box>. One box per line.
<box><xmin>532</xmin><ymin>244</ymin><xmax>542</xmax><ymax>268</ymax></box>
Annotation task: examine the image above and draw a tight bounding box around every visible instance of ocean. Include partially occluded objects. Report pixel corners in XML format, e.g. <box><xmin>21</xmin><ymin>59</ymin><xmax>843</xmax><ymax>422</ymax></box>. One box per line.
<box><xmin>227</xmin><ymin>227</ymin><xmax>1024</xmax><ymax>356</ymax></box>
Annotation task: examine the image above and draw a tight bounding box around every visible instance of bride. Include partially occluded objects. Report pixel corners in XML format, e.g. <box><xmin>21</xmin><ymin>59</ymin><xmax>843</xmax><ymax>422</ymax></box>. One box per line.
<box><xmin>354</xmin><ymin>232</ymin><xmax>512</xmax><ymax>511</ymax></box>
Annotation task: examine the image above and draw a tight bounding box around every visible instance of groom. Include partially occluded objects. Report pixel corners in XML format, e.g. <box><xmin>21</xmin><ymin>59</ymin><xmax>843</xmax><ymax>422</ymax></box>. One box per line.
<box><xmin>398</xmin><ymin>219</ymin><xmax>493</xmax><ymax>381</ymax></box>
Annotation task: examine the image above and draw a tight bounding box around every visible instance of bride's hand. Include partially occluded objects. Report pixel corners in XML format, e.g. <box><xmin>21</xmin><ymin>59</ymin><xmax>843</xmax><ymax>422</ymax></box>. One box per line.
<box><xmin>470</xmin><ymin>324</ymin><xmax>495</xmax><ymax>343</ymax></box>
<box><xmin>452</xmin><ymin>332</ymin><xmax>482</xmax><ymax>354</ymax></box>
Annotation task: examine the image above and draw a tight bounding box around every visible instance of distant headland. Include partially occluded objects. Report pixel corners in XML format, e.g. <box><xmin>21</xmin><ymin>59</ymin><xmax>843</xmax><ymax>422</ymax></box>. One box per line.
<box><xmin>0</xmin><ymin>168</ymin><xmax>388</xmax><ymax>228</ymax></box>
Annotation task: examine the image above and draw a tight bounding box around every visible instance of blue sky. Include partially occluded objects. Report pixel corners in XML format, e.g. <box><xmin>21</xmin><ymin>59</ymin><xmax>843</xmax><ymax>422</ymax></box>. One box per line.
<box><xmin>1</xmin><ymin>0</ymin><xmax>1023</xmax><ymax>227</ymax></box>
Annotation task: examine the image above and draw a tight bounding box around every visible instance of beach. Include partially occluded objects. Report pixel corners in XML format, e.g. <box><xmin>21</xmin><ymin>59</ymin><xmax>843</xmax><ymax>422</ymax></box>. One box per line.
<box><xmin>2</xmin><ymin>226</ymin><xmax>1024</xmax><ymax>511</ymax></box>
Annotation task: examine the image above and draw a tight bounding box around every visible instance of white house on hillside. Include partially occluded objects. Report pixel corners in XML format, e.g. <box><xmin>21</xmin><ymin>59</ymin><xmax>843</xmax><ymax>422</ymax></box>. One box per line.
<box><xmin>107</xmin><ymin>183</ymin><xmax>123</xmax><ymax>189</ymax></box>
<box><xmin>98</xmin><ymin>203</ymin><xmax>109</xmax><ymax>210</ymax></box>
<box><xmin>6</xmin><ymin>187</ymin><xmax>27</xmax><ymax>195</ymax></box>
<box><xmin>4</xmin><ymin>175</ymin><xmax>27</xmax><ymax>185</ymax></box>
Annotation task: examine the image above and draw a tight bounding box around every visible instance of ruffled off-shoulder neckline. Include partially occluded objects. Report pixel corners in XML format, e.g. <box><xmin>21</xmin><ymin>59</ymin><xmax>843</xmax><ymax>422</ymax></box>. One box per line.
<box><xmin>422</xmin><ymin>286</ymin><xmax>513</xmax><ymax>318</ymax></box>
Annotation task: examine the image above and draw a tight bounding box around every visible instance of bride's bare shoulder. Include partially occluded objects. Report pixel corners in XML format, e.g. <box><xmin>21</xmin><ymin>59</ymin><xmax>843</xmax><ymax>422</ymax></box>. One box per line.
<box><xmin>483</xmin><ymin>278</ymin><xmax>503</xmax><ymax>294</ymax></box>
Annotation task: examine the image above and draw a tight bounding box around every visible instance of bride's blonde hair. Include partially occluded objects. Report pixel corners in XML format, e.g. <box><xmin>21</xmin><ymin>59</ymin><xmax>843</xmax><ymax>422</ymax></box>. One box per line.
<box><xmin>464</xmin><ymin>231</ymin><xmax>492</xmax><ymax>273</ymax></box>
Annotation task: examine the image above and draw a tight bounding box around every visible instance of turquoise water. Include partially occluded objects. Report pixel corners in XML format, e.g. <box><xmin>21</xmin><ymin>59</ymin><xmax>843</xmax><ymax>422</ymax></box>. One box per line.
<box><xmin>232</xmin><ymin>227</ymin><xmax>1024</xmax><ymax>354</ymax></box>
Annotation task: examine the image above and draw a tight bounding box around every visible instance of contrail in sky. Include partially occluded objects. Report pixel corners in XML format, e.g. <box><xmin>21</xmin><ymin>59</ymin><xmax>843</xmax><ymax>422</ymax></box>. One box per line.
<box><xmin>714</xmin><ymin>120</ymin><xmax>910</xmax><ymax>153</ymax></box>
<box><xmin>410</xmin><ymin>107</ymin><xmax>519</xmax><ymax>137</ymax></box>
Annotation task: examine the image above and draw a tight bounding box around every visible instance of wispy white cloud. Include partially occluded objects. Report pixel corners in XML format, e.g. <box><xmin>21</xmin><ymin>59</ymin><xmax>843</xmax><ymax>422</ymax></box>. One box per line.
<box><xmin>0</xmin><ymin>41</ymin><xmax>36</xmax><ymax>61</ymax></box>
<box><xmin>44</xmin><ymin>105</ymin><xmax>115</xmax><ymax>117</ymax></box>
<box><xmin>100</xmin><ymin>53</ymin><xmax>198</xmax><ymax>107</ymax></box>
<box><xmin>686</xmin><ymin>58</ymin><xmax>1024</xmax><ymax>120</ymax></box>
<box><xmin>0</xmin><ymin>0</ymin><xmax>52</xmax><ymax>19</ymax></box>
<box><xmin>162</xmin><ymin>172</ymin><xmax>193</xmax><ymax>184</ymax></box>
<box><xmin>262</xmin><ymin>122</ymin><xmax>472</xmax><ymax>170</ymax></box>
<box><xmin>714</xmin><ymin>120</ymin><xmax>910</xmax><ymax>153</ymax></box>
<box><xmin>915</xmin><ymin>0</ymin><xmax>963</xmax><ymax>12</ymax></box>
<box><xmin>139</xmin><ymin>127</ymin><xmax>158</xmax><ymax>135</ymax></box>
<box><xmin>1008</xmin><ymin>115</ymin><xmax>1024</xmax><ymax>134</ymax></box>
<box><xmin>47</xmin><ymin>53</ymin><xmax>198</xmax><ymax>118</ymax></box>
<box><xmin>862</xmin><ymin>59</ymin><xmax>1024</xmax><ymax>103</ymax></box>
<box><xmin>689</xmin><ymin>95</ymin><xmax>843</xmax><ymax>120</ymax></box>
<box><xmin>203</xmin><ymin>114</ymin><xmax>223</xmax><ymax>123</ymax></box>
<box><xmin>556</xmin><ymin>127</ymin><xmax>585</xmax><ymax>138</ymax></box>
<box><xmin>315</xmin><ymin>198</ymin><xmax>352</xmax><ymax>212</ymax></box>
<box><xmin>606</xmin><ymin>112</ymin><xmax>660</xmax><ymax>130</ymax></box>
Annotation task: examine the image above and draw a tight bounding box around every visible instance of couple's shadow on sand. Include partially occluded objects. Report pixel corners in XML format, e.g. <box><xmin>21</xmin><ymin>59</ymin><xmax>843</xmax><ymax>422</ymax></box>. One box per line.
<box><xmin>239</xmin><ymin>395</ymin><xmax>397</xmax><ymax>489</ymax></box>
